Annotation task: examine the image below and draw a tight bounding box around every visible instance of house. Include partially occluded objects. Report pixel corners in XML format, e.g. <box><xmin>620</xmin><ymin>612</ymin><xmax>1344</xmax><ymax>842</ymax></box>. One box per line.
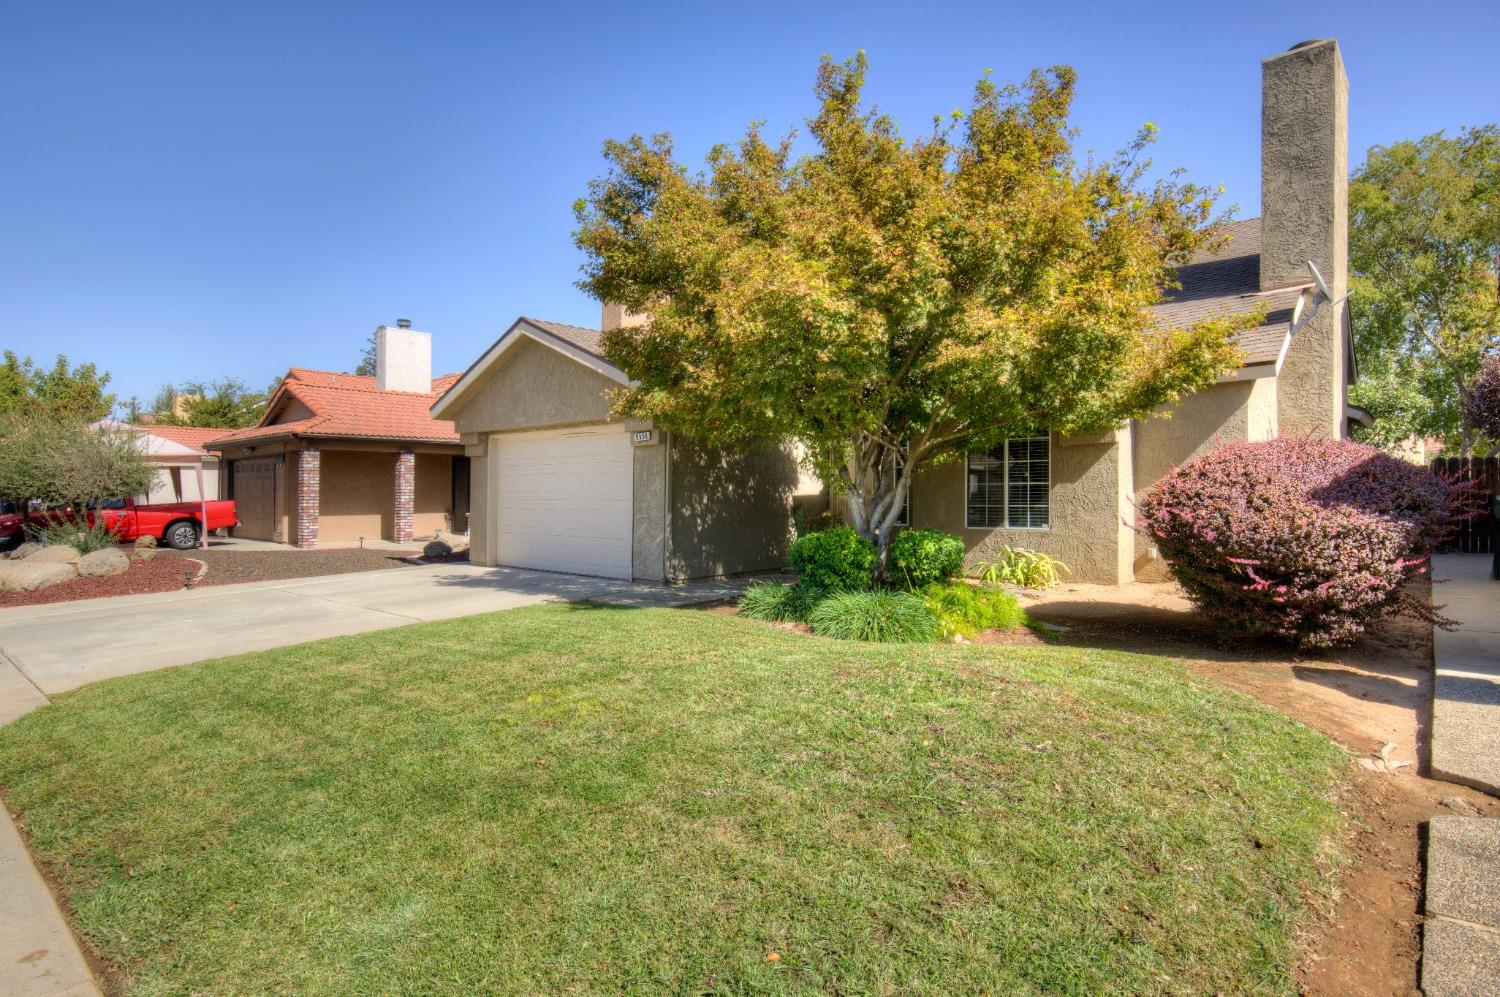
<box><xmin>431</xmin><ymin>317</ymin><xmax>825</xmax><ymax>579</ymax></box>
<box><xmin>208</xmin><ymin>323</ymin><xmax>468</xmax><ymax>546</ymax></box>
<box><xmin>93</xmin><ymin>421</ymin><xmax>225</xmax><ymax>504</ymax></box>
<box><xmin>437</xmin><ymin>39</ymin><xmax>1360</xmax><ymax>585</ymax></box>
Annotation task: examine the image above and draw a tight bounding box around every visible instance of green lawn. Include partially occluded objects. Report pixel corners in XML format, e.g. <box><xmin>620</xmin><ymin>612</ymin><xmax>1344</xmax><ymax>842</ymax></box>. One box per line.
<box><xmin>0</xmin><ymin>604</ymin><xmax>1345</xmax><ymax>995</ymax></box>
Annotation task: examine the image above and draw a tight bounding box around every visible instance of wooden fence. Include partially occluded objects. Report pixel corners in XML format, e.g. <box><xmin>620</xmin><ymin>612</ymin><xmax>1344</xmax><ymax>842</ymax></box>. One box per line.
<box><xmin>1432</xmin><ymin>456</ymin><xmax>1498</xmax><ymax>554</ymax></box>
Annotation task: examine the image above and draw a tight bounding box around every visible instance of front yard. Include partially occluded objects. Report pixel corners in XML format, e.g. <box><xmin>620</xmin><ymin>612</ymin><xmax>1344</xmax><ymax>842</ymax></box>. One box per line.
<box><xmin>0</xmin><ymin>604</ymin><xmax>1346</xmax><ymax>994</ymax></box>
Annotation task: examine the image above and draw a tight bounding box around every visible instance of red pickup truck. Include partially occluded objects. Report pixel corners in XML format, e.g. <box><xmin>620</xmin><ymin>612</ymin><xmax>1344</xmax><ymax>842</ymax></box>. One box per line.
<box><xmin>0</xmin><ymin>498</ymin><xmax>239</xmax><ymax>551</ymax></box>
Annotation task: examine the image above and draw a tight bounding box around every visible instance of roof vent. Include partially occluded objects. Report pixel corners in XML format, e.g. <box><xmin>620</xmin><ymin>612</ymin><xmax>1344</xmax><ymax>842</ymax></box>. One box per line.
<box><xmin>396</xmin><ymin>317</ymin><xmax>412</xmax><ymax>329</ymax></box>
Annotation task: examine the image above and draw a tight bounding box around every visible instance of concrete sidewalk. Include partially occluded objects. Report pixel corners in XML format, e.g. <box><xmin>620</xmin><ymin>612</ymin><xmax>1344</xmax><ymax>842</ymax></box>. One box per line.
<box><xmin>0</xmin><ymin>562</ymin><xmax>753</xmax><ymax>996</ymax></box>
<box><xmin>1430</xmin><ymin>553</ymin><xmax>1500</xmax><ymax>794</ymax></box>
<box><xmin>1423</xmin><ymin>554</ymin><xmax>1499</xmax><ymax>997</ymax></box>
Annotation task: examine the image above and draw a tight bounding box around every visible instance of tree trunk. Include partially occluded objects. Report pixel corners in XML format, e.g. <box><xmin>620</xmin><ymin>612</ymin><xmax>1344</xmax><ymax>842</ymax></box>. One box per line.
<box><xmin>842</xmin><ymin>434</ymin><xmax>912</xmax><ymax>583</ymax></box>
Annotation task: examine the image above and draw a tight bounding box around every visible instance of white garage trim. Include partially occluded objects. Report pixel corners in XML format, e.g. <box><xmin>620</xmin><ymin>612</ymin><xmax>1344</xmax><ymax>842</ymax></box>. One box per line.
<box><xmin>490</xmin><ymin>425</ymin><xmax>634</xmax><ymax>579</ymax></box>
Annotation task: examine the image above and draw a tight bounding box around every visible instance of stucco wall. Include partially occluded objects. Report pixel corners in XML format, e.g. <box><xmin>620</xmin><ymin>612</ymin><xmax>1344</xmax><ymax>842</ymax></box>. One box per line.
<box><xmin>632</xmin><ymin>439</ymin><xmax>667</xmax><ymax>581</ymax></box>
<box><xmin>907</xmin><ymin>431</ymin><xmax>1132</xmax><ymax>585</ymax></box>
<box><xmin>465</xmin><ymin>439</ymin><xmax>492</xmax><ymax>566</ymax></box>
<box><xmin>413</xmin><ymin>453</ymin><xmax>453</xmax><ymax>538</ymax></box>
<box><xmin>447</xmin><ymin>336</ymin><xmax>616</xmax><ymax>436</ymax></box>
<box><xmin>318</xmin><ymin>450</ymin><xmax>394</xmax><ymax>542</ymax></box>
<box><xmin>667</xmin><ymin>437</ymin><xmax>806</xmax><ymax>580</ymax></box>
<box><xmin>1262</xmin><ymin>39</ymin><xmax>1348</xmax><ymax>438</ymax></box>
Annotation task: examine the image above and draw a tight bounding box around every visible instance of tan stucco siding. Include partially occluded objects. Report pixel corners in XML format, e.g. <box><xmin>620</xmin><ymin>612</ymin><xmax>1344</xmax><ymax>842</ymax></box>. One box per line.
<box><xmin>1129</xmin><ymin>377</ymin><xmax>1279</xmax><ymax>578</ymax></box>
<box><xmin>632</xmin><ymin>439</ymin><xmax>667</xmax><ymax>581</ymax></box>
<box><xmin>413</xmin><ymin>453</ymin><xmax>453</xmax><ymax>538</ymax></box>
<box><xmin>906</xmin><ymin>432</ymin><xmax>1132</xmax><ymax>585</ymax></box>
<box><xmin>318</xmin><ymin>450</ymin><xmax>394</xmax><ymax>542</ymax></box>
<box><xmin>465</xmin><ymin>439</ymin><xmax>492</xmax><ymax>566</ymax></box>
<box><xmin>447</xmin><ymin>337</ymin><xmax>617</xmax><ymax>436</ymax></box>
<box><xmin>667</xmin><ymin>438</ymin><xmax>805</xmax><ymax>580</ymax></box>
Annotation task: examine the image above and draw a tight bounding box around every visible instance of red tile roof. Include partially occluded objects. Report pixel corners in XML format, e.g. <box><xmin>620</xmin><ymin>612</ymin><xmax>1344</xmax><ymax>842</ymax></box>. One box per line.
<box><xmin>207</xmin><ymin>369</ymin><xmax>463</xmax><ymax>448</ymax></box>
<box><xmin>134</xmin><ymin>424</ymin><xmax>228</xmax><ymax>454</ymax></box>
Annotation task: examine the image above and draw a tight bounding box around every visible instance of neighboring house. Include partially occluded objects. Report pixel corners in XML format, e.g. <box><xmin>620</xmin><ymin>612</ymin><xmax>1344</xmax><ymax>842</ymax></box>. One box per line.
<box><xmin>93</xmin><ymin>421</ymin><xmax>224</xmax><ymax>503</ymax></box>
<box><xmin>432</xmin><ymin>317</ymin><xmax>825</xmax><ymax>580</ymax></box>
<box><xmin>208</xmin><ymin>323</ymin><xmax>467</xmax><ymax>546</ymax></box>
<box><xmin>438</xmin><ymin>39</ymin><xmax>1362</xmax><ymax>585</ymax></box>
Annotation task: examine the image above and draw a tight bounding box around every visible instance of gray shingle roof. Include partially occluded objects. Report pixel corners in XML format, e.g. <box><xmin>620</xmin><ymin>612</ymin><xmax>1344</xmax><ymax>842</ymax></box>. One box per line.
<box><xmin>522</xmin><ymin>317</ymin><xmax>611</xmax><ymax>364</ymax></box>
<box><xmin>1151</xmin><ymin>217</ymin><xmax>1299</xmax><ymax>367</ymax></box>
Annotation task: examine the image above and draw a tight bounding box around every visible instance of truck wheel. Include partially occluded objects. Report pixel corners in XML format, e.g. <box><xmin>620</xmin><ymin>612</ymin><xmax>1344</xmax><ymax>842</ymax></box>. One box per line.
<box><xmin>164</xmin><ymin>521</ymin><xmax>200</xmax><ymax>550</ymax></box>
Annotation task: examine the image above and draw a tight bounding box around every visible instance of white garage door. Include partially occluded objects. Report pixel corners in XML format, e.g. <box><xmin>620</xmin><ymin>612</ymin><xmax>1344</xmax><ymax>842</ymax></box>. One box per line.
<box><xmin>493</xmin><ymin>426</ymin><xmax>634</xmax><ymax>579</ymax></box>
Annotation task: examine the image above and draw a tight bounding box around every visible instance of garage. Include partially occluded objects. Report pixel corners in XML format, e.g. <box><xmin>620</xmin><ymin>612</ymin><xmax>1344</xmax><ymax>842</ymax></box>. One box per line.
<box><xmin>492</xmin><ymin>426</ymin><xmax>633</xmax><ymax>578</ymax></box>
<box><xmin>231</xmin><ymin>457</ymin><xmax>280</xmax><ymax>541</ymax></box>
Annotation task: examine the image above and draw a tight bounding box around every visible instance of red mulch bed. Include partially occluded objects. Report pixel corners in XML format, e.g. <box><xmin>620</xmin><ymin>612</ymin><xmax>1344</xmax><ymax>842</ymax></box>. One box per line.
<box><xmin>0</xmin><ymin>557</ymin><xmax>201</xmax><ymax>609</ymax></box>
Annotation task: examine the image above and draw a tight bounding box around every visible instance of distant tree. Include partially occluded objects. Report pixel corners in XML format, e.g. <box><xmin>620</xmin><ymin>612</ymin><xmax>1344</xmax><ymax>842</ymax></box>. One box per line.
<box><xmin>0</xmin><ymin>411</ymin><xmax>153</xmax><ymax>510</ymax></box>
<box><xmin>0</xmin><ymin>351</ymin><xmax>116</xmax><ymax>421</ymax></box>
<box><xmin>574</xmin><ymin>53</ymin><xmax>1248</xmax><ymax>571</ymax></box>
<box><xmin>355</xmin><ymin>332</ymin><xmax>378</xmax><ymax>377</ymax></box>
<box><xmin>1348</xmin><ymin>125</ymin><xmax>1500</xmax><ymax>456</ymax></box>
<box><xmin>149</xmin><ymin>383</ymin><xmax>179</xmax><ymax>420</ymax></box>
<box><xmin>156</xmin><ymin>378</ymin><xmax>268</xmax><ymax>429</ymax></box>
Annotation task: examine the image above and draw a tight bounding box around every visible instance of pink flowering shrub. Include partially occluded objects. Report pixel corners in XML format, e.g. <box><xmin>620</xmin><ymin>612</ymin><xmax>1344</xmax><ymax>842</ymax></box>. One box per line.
<box><xmin>1140</xmin><ymin>437</ymin><xmax>1455</xmax><ymax>649</ymax></box>
<box><xmin>1465</xmin><ymin>353</ymin><xmax>1500</xmax><ymax>441</ymax></box>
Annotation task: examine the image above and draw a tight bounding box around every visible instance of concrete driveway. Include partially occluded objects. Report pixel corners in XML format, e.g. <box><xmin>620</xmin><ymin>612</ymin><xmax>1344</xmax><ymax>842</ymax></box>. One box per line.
<box><xmin>0</xmin><ymin>562</ymin><xmax>752</xmax><ymax>719</ymax></box>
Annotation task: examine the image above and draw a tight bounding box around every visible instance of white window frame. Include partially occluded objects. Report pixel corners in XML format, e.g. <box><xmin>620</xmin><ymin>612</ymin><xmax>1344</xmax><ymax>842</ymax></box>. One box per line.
<box><xmin>964</xmin><ymin>435</ymin><xmax>1051</xmax><ymax>531</ymax></box>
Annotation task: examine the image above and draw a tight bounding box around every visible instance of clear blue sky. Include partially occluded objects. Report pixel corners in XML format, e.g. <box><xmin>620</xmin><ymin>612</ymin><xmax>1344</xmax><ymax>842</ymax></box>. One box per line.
<box><xmin>4</xmin><ymin>1</ymin><xmax>1496</xmax><ymax>410</ymax></box>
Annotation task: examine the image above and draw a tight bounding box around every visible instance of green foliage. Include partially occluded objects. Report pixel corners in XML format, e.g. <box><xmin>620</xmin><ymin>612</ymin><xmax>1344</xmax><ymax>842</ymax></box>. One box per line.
<box><xmin>888</xmin><ymin>528</ymin><xmax>965</xmax><ymax>588</ymax></box>
<box><xmin>975</xmin><ymin>546</ymin><xmax>1071</xmax><ymax>589</ymax></box>
<box><xmin>30</xmin><ymin>514</ymin><xmax>123</xmax><ymax>554</ymax></box>
<box><xmin>788</xmin><ymin>526</ymin><xmax>876</xmax><ymax>592</ymax></box>
<box><xmin>0</xmin><ymin>412</ymin><xmax>154</xmax><ymax>508</ymax></box>
<box><xmin>355</xmin><ymin>331</ymin><xmax>378</xmax><ymax>377</ymax></box>
<box><xmin>574</xmin><ymin>53</ymin><xmax>1251</xmax><ymax>567</ymax></box>
<box><xmin>737</xmin><ymin>581</ymin><xmax>823</xmax><ymax>623</ymax></box>
<box><xmin>0</xmin><ymin>351</ymin><xmax>116</xmax><ymax>422</ymax></box>
<box><xmin>806</xmin><ymin>589</ymin><xmax>940</xmax><ymax>643</ymax></box>
<box><xmin>1348</xmin><ymin>125</ymin><xmax>1500</xmax><ymax>455</ymax></box>
<box><xmin>921</xmin><ymin>581</ymin><xmax>1029</xmax><ymax>639</ymax></box>
<box><xmin>153</xmin><ymin>378</ymin><xmax>269</xmax><ymax>429</ymax></box>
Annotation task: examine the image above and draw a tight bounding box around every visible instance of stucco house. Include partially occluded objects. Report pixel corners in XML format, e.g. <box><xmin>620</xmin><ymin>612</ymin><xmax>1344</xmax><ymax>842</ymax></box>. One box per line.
<box><xmin>93</xmin><ymin>421</ymin><xmax>224</xmax><ymax>504</ymax></box>
<box><xmin>437</xmin><ymin>39</ymin><xmax>1363</xmax><ymax>585</ymax></box>
<box><xmin>209</xmin><ymin>323</ymin><xmax>468</xmax><ymax>546</ymax></box>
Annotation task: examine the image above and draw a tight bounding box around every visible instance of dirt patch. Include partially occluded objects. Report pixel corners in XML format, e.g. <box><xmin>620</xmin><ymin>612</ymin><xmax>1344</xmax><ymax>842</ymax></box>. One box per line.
<box><xmin>1020</xmin><ymin>577</ymin><xmax>1499</xmax><ymax>997</ymax></box>
<box><xmin>0</xmin><ymin>557</ymin><xmax>199</xmax><ymax>608</ymax></box>
<box><xmin>158</xmin><ymin>547</ymin><xmax>408</xmax><ymax>586</ymax></box>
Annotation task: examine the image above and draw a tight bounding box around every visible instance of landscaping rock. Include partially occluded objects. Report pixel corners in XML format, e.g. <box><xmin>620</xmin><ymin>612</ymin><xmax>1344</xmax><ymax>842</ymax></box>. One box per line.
<box><xmin>134</xmin><ymin>545</ymin><xmax>158</xmax><ymax>561</ymax></box>
<box><xmin>135</xmin><ymin>535</ymin><xmax>157</xmax><ymax>550</ymax></box>
<box><xmin>27</xmin><ymin>545</ymin><xmax>81</xmax><ymax>565</ymax></box>
<box><xmin>77</xmin><ymin>547</ymin><xmax>131</xmax><ymax>577</ymax></box>
<box><xmin>6</xmin><ymin>541</ymin><xmax>42</xmax><ymax>560</ymax></box>
<box><xmin>423</xmin><ymin>539</ymin><xmax>453</xmax><ymax>558</ymax></box>
<box><xmin>434</xmin><ymin>529</ymin><xmax>470</xmax><ymax>554</ymax></box>
<box><xmin>0</xmin><ymin>561</ymin><xmax>76</xmax><ymax>592</ymax></box>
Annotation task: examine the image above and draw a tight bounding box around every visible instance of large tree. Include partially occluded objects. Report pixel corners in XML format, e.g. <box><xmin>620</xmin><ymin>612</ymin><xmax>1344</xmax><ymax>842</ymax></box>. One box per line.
<box><xmin>0</xmin><ymin>351</ymin><xmax>116</xmax><ymax>422</ymax></box>
<box><xmin>0</xmin><ymin>411</ymin><xmax>153</xmax><ymax>511</ymax></box>
<box><xmin>152</xmin><ymin>378</ymin><xmax>269</xmax><ymax>429</ymax></box>
<box><xmin>574</xmin><ymin>54</ymin><xmax>1250</xmax><ymax>568</ymax></box>
<box><xmin>1347</xmin><ymin>125</ymin><xmax>1500</xmax><ymax>456</ymax></box>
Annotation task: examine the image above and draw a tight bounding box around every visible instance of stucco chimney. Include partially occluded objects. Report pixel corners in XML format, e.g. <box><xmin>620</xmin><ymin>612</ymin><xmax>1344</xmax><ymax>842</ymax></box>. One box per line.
<box><xmin>601</xmin><ymin>302</ymin><xmax>650</xmax><ymax>333</ymax></box>
<box><xmin>1261</xmin><ymin>38</ymin><xmax>1349</xmax><ymax>438</ymax></box>
<box><xmin>375</xmin><ymin>323</ymin><xmax>433</xmax><ymax>393</ymax></box>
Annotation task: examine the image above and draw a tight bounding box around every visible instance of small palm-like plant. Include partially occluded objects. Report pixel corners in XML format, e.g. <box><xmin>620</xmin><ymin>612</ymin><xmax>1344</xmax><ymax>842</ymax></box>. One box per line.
<box><xmin>975</xmin><ymin>546</ymin><xmax>1070</xmax><ymax>589</ymax></box>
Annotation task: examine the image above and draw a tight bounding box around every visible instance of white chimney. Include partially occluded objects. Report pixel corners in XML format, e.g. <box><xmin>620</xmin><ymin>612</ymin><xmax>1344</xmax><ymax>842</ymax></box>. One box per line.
<box><xmin>375</xmin><ymin>320</ymin><xmax>432</xmax><ymax>393</ymax></box>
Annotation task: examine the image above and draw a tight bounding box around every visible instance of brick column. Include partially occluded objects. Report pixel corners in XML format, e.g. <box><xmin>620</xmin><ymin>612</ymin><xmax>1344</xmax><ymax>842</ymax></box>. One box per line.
<box><xmin>394</xmin><ymin>450</ymin><xmax>415</xmax><ymax>543</ymax></box>
<box><xmin>294</xmin><ymin>447</ymin><xmax>320</xmax><ymax>548</ymax></box>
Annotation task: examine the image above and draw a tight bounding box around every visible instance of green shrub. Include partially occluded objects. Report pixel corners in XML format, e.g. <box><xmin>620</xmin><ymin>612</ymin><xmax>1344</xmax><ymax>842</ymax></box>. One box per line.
<box><xmin>29</xmin><ymin>515</ymin><xmax>121</xmax><ymax>555</ymax></box>
<box><xmin>888</xmin><ymin>528</ymin><xmax>965</xmax><ymax>588</ymax></box>
<box><xmin>807</xmin><ymin>590</ymin><xmax>940</xmax><ymax>643</ymax></box>
<box><xmin>737</xmin><ymin>581</ymin><xmax>824</xmax><ymax>623</ymax></box>
<box><xmin>788</xmin><ymin>526</ymin><xmax>876</xmax><ymax>592</ymax></box>
<box><xmin>922</xmin><ymin>581</ymin><xmax>1029</xmax><ymax>639</ymax></box>
<box><xmin>975</xmin><ymin>546</ymin><xmax>1070</xmax><ymax>589</ymax></box>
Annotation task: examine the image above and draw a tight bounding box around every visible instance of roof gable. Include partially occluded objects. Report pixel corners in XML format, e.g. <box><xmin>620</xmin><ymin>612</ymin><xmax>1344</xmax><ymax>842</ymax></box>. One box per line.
<box><xmin>431</xmin><ymin>317</ymin><xmax>629</xmax><ymax>419</ymax></box>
